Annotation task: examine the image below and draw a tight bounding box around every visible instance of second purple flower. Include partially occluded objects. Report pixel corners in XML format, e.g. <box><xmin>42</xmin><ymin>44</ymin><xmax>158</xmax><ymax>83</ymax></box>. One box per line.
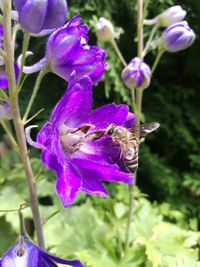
<box><xmin>23</xmin><ymin>15</ymin><xmax>106</xmax><ymax>84</ymax></box>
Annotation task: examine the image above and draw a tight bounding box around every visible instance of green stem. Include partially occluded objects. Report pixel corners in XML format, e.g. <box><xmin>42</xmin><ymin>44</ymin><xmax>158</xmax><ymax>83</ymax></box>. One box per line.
<box><xmin>3</xmin><ymin>0</ymin><xmax>45</xmax><ymax>248</ymax></box>
<box><xmin>23</xmin><ymin>67</ymin><xmax>49</xmax><ymax>122</ymax></box>
<box><xmin>0</xmin><ymin>120</ymin><xmax>18</xmax><ymax>149</ymax></box>
<box><xmin>17</xmin><ymin>31</ymin><xmax>30</xmax><ymax>91</ymax></box>
<box><xmin>18</xmin><ymin>210</ymin><xmax>27</xmax><ymax>237</ymax></box>
<box><xmin>151</xmin><ymin>49</ymin><xmax>164</xmax><ymax>75</ymax></box>
<box><xmin>12</xmin><ymin>23</ymin><xmax>20</xmax><ymax>54</ymax></box>
<box><xmin>125</xmin><ymin>0</ymin><xmax>144</xmax><ymax>252</ymax></box>
<box><xmin>0</xmin><ymin>47</ymin><xmax>6</xmax><ymax>58</ymax></box>
<box><xmin>0</xmin><ymin>88</ymin><xmax>9</xmax><ymax>100</ymax></box>
<box><xmin>142</xmin><ymin>25</ymin><xmax>158</xmax><ymax>57</ymax></box>
<box><xmin>111</xmin><ymin>39</ymin><xmax>127</xmax><ymax>67</ymax></box>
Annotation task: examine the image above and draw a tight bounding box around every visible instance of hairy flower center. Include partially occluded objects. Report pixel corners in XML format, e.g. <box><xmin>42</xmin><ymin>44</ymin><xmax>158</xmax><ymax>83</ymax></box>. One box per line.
<box><xmin>60</xmin><ymin>124</ymin><xmax>93</xmax><ymax>153</ymax></box>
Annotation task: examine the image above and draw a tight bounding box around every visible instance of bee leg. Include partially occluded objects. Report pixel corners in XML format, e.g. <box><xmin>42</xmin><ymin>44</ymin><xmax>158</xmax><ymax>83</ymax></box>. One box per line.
<box><xmin>109</xmin><ymin>151</ymin><xmax>122</xmax><ymax>164</ymax></box>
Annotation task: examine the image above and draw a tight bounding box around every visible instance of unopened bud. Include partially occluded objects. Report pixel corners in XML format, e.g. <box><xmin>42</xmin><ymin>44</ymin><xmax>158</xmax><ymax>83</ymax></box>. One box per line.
<box><xmin>0</xmin><ymin>102</ymin><xmax>12</xmax><ymax>120</ymax></box>
<box><xmin>121</xmin><ymin>57</ymin><xmax>151</xmax><ymax>90</ymax></box>
<box><xmin>157</xmin><ymin>6</ymin><xmax>186</xmax><ymax>27</ymax></box>
<box><xmin>161</xmin><ymin>21</ymin><xmax>196</xmax><ymax>52</ymax></box>
<box><xmin>96</xmin><ymin>17</ymin><xmax>117</xmax><ymax>42</ymax></box>
<box><xmin>14</xmin><ymin>0</ymin><xmax>68</xmax><ymax>34</ymax></box>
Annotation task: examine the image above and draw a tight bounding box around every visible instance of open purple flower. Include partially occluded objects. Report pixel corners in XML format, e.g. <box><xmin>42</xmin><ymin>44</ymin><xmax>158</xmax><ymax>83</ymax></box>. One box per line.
<box><xmin>27</xmin><ymin>74</ymin><xmax>135</xmax><ymax>207</ymax></box>
<box><xmin>0</xmin><ymin>238</ymin><xmax>83</xmax><ymax>267</ymax></box>
<box><xmin>22</xmin><ymin>15</ymin><xmax>106</xmax><ymax>84</ymax></box>
<box><xmin>14</xmin><ymin>0</ymin><xmax>68</xmax><ymax>34</ymax></box>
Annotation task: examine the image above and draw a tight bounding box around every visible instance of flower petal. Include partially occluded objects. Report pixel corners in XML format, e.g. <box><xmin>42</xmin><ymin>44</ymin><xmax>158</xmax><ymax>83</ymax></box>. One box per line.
<box><xmin>45</xmin><ymin>254</ymin><xmax>84</xmax><ymax>267</ymax></box>
<box><xmin>43</xmin><ymin>0</ymin><xmax>68</xmax><ymax>30</ymax></box>
<box><xmin>0</xmin><ymin>71</ymin><xmax>8</xmax><ymax>89</ymax></box>
<box><xmin>51</xmin><ymin>75</ymin><xmax>92</xmax><ymax>128</ymax></box>
<box><xmin>72</xmin><ymin>158</ymin><xmax>133</xmax><ymax>184</ymax></box>
<box><xmin>81</xmin><ymin>172</ymin><xmax>109</xmax><ymax>197</ymax></box>
<box><xmin>0</xmin><ymin>240</ymin><xmax>40</xmax><ymax>267</ymax></box>
<box><xmin>37</xmin><ymin>122</ymin><xmax>53</xmax><ymax>147</ymax></box>
<box><xmin>56</xmin><ymin>164</ymin><xmax>82</xmax><ymax>207</ymax></box>
<box><xmin>16</xmin><ymin>0</ymin><xmax>48</xmax><ymax>34</ymax></box>
<box><xmin>84</xmin><ymin>103</ymin><xmax>130</xmax><ymax>130</ymax></box>
<box><xmin>123</xmin><ymin>112</ymin><xmax>136</xmax><ymax>128</ymax></box>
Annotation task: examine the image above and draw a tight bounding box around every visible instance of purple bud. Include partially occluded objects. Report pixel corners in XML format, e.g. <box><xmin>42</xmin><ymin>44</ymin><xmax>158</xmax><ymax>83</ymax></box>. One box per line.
<box><xmin>157</xmin><ymin>5</ymin><xmax>186</xmax><ymax>27</ymax></box>
<box><xmin>121</xmin><ymin>57</ymin><xmax>151</xmax><ymax>90</ymax></box>
<box><xmin>14</xmin><ymin>0</ymin><xmax>68</xmax><ymax>34</ymax></box>
<box><xmin>161</xmin><ymin>21</ymin><xmax>196</xmax><ymax>52</ymax></box>
<box><xmin>0</xmin><ymin>102</ymin><xmax>12</xmax><ymax>120</ymax></box>
<box><xmin>46</xmin><ymin>15</ymin><xmax>106</xmax><ymax>83</ymax></box>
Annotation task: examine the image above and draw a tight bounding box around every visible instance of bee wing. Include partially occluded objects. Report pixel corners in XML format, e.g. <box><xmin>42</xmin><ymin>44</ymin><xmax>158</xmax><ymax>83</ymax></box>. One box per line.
<box><xmin>131</xmin><ymin>122</ymin><xmax>160</xmax><ymax>138</ymax></box>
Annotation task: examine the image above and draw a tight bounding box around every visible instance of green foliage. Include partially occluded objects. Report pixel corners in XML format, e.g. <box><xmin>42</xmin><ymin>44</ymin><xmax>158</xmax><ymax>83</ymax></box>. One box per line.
<box><xmin>42</xmin><ymin>187</ymin><xmax>200</xmax><ymax>267</ymax></box>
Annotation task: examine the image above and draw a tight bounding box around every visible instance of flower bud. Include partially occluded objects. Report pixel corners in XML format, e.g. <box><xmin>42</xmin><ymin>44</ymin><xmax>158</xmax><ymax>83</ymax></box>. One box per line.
<box><xmin>0</xmin><ymin>102</ymin><xmax>12</xmax><ymax>120</ymax></box>
<box><xmin>0</xmin><ymin>64</ymin><xmax>19</xmax><ymax>90</ymax></box>
<box><xmin>96</xmin><ymin>17</ymin><xmax>117</xmax><ymax>42</ymax></box>
<box><xmin>161</xmin><ymin>21</ymin><xmax>196</xmax><ymax>52</ymax></box>
<box><xmin>14</xmin><ymin>0</ymin><xmax>68</xmax><ymax>34</ymax></box>
<box><xmin>157</xmin><ymin>6</ymin><xmax>186</xmax><ymax>27</ymax></box>
<box><xmin>121</xmin><ymin>57</ymin><xmax>151</xmax><ymax>90</ymax></box>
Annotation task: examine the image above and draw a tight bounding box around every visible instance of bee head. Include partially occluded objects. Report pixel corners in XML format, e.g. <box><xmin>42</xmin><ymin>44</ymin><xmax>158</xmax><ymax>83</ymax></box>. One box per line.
<box><xmin>106</xmin><ymin>124</ymin><xmax>116</xmax><ymax>135</ymax></box>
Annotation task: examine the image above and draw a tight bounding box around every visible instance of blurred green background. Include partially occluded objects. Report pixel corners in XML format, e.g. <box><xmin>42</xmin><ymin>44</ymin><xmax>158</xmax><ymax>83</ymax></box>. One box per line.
<box><xmin>0</xmin><ymin>0</ymin><xmax>200</xmax><ymax>266</ymax></box>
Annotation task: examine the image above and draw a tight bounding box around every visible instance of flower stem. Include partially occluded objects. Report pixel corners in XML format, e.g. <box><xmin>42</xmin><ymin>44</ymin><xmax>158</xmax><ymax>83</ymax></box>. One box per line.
<box><xmin>17</xmin><ymin>31</ymin><xmax>30</xmax><ymax>90</ymax></box>
<box><xmin>142</xmin><ymin>25</ymin><xmax>158</xmax><ymax>57</ymax></box>
<box><xmin>151</xmin><ymin>49</ymin><xmax>164</xmax><ymax>75</ymax></box>
<box><xmin>125</xmin><ymin>0</ymin><xmax>144</xmax><ymax>251</ymax></box>
<box><xmin>23</xmin><ymin>66</ymin><xmax>49</xmax><ymax>122</ymax></box>
<box><xmin>111</xmin><ymin>39</ymin><xmax>127</xmax><ymax>67</ymax></box>
<box><xmin>3</xmin><ymin>0</ymin><xmax>45</xmax><ymax>248</ymax></box>
<box><xmin>0</xmin><ymin>119</ymin><xmax>18</xmax><ymax>149</ymax></box>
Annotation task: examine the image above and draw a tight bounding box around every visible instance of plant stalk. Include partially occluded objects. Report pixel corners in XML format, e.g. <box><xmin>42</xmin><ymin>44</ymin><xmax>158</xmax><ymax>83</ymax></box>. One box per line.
<box><xmin>125</xmin><ymin>0</ymin><xmax>144</xmax><ymax>251</ymax></box>
<box><xmin>17</xmin><ymin>31</ymin><xmax>30</xmax><ymax>90</ymax></box>
<box><xmin>111</xmin><ymin>39</ymin><xmax>127</xmax><ymax>67</ymax></box>
<box><xmin>151</xmin><ymin>49</ymin><xmax>164</xmax><ymax>75</ymax></box>
<box><xmin>3</xmin><ymin>0</ymin><xmax>45</xmax><ymax>248</ymax></box>
<box><xmin>23</xmin><ymin>67</ymin><xmax>49</xmax><ymax>122</ymax></box>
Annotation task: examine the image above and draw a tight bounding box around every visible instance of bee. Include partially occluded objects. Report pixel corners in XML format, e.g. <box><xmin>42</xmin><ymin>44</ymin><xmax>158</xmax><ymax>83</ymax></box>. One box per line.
<box><xmin>106</xmin><ymin>122</ymin><xmax>160</xmax><ymax>172</ymax></box>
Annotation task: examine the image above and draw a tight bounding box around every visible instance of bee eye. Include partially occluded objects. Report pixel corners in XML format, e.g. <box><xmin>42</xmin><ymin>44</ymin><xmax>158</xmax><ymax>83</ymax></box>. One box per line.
<box><xmin>107</xmin><ymin>128</ymin><xmax>114</xmax><ymax>135</ymax></box>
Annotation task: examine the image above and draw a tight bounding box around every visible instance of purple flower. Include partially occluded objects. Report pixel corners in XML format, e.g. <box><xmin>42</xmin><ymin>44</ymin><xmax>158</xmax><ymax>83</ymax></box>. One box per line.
<box><xmin>14</xmin><ymin>0</ymin><xmax>68</xmax><ymax>34</ymax></box>
<box><xmin>0</xmin><ymin>238</ymin><xmax>83</xmax><ymax>267</ymax></box>
<box><xmin>0</xmin><ymin>64</ymin><xmax>19</xmax><ymax>90</ymax></box>
<box><xmin>0</xmin><ymin>23</ymin><xmax>19</xmax><ymax>89</ymax></box>
<box><xmin>0</xmin><ymin>23</ymin><xmax>3</xmax><ymax>47</ymax></box>
<box><xmin>22</xmin><ymin>15</ymin><xmax>106</xmax><ymax>84</ymax></box>
<box><xmin>28</xmin><ymin>74</ymin><xmax>135</xmax><ymax>207</ymax></box>
<box><xmin>121</xmin><ymin>57</ymin><xmax>151</xmax><ymax>90</ymax></box>
<box><xmin>46</xmin><ymin>15</ymin><xmax>106</xmax><ymax>83</ymax></box>
<box><xmin>161</xmin><ymin>21</ymin><xmax>196</xmax><ymax>52</ymax></box>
